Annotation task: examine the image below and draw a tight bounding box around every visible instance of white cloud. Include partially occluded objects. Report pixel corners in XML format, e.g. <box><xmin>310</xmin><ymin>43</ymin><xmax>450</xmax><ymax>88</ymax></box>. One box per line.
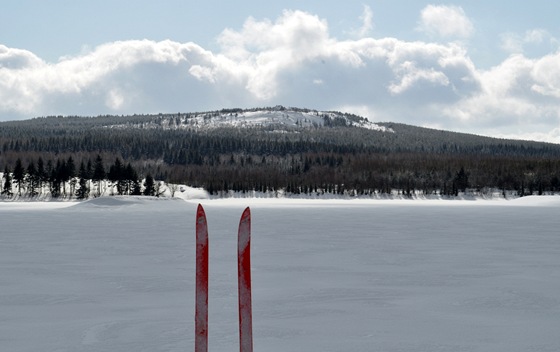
<box><xmin>105</xmin><ymin>88</ymin><xmax>125</xmax><ymax>110</ymax></box>
<box><xmin>440</xmin><ymin>52</ymin><xmax>560</xmax><ymax>141</ymax></box>
<box><xmin>500</xmin><ymin>29</ymin><xmax>558</xmax><ymax>55</ymax></box>
<box><xmin>0</xmin><ymin>45</ymin><xmax>44</xmax><ymax>69</ymax></box>
<box><xmin>353</xmin><ymin>5</ymin><xmax>374</xmax><ymax>38</ymax></box>
<box><xmin>417</xmin><ymin>5</ymin><xmax>474</xmax><ymax>39</ymax></box>
<box><xmin>388</xmin><ymin>61</ymin><xmax>450</xmax><ymax>95</ymax></box>
<box><xmin>531</xmin><ymin>52</ymin><xmax>560</xmax><ymax>98</ymax></box>
<box><xmin>216</xmin><ymin>10</ymin><xmax>333</xmax><ymax>100</ymax></box>
<box><xmin>525</xmin><ymin>29</ymin><xmax>547</xmax><ymax>44</ymax></box>
<box><xmin>0</xmin><ymin>40</ymin><xmax>224</xmax><ymax>116</ymax></box>
<box><xmin>1</xmin><ymin>10</ymin><xmax>560</xmax><ymax>143</ymax></box>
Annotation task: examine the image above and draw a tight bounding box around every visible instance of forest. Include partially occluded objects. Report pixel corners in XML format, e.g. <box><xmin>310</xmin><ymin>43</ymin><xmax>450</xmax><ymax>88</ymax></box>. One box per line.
<box><xmin>1</xmin><ymin>155</ymin><xmax>160</xmax><ymax>199</ymax></box>
<box><xmin>2</xmin><ymin>107</ymin><xmax>560</xmax><ymax>199</ymax></box>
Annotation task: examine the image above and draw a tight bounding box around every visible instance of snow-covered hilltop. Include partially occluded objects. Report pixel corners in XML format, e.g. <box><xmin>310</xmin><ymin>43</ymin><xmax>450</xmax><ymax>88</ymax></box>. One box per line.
<box><xmin>108</xmin><ymin>106</ymin><xmax>393</xmax><ymax>132</ymax></box>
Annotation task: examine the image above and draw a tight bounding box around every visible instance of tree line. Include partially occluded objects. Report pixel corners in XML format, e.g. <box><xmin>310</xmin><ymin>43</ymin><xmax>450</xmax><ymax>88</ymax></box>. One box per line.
<box><xmin>178</xmin><ymin>151</ymin><xmax>560</xmax><ymax>197</ymax></box>
<box><xmin>1</xmin><ymin>155</ymin><xmax>159</xmax><ymax>199</ymax></box>
<box><xmin>2</xmin><ymin>109</ymin><xmax>560</xmax><ymax>199</ymax></box>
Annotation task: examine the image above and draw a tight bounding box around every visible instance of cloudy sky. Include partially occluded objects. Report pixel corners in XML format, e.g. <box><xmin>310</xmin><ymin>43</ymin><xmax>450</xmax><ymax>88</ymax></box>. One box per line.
<box><xmin>2</xmin><ymin>1</ymin><xmax>560</xmax><ymax>143</ymax></box>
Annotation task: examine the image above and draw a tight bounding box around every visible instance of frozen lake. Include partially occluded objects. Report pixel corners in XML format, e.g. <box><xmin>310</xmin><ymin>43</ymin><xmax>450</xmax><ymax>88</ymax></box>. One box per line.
<box><xmin>1</xmin><ymin>196</ymin><xmax>560</xmax><ymax>351</ymax></box>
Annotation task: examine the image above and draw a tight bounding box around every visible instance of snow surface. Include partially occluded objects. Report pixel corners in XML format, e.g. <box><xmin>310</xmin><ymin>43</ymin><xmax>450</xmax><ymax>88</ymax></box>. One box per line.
<box><xmin>119</xmin><ymin>109</ymin><xmax>393</xmax><ymax>132</ymax></box>
<box><xmin>1</xmin><ymin>196</ymin><xmax>560</xmax><ymax>351</ymax></box>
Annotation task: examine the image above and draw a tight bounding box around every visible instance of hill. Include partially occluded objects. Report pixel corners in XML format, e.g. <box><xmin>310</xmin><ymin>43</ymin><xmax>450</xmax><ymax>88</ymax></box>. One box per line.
<box><xmin>1</xmin><ymin>106</ymin><xmax>560</xmax><ymax>198</ymax></box>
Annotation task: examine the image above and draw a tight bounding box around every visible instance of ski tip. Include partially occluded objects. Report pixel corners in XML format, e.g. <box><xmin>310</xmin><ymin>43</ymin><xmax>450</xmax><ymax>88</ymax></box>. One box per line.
<box><xmin>197</xmin><ymin>204</ymin><xmax>206</xmax><ymax>217</ymax></box>
<box><xmin>239</xmin><ymin>207</ymin><xmax>251</xmax><ymax>228</ymax></box>
<box><xmin>241</xmin><ymin>206</ymin><xmax>250</xmax><ymax>219</ymax></box>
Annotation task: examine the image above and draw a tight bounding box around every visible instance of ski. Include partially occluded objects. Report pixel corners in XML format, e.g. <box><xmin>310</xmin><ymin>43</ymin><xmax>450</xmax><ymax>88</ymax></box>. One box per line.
<box><xmin>237</xmin><ymin>207</ymin><xmax>253</xmax><ymax>352</ymax></box>
<box><xmin>195</xmin><ymin>204</ymin><xmax>209</xmax><ymax>352</ymax></box>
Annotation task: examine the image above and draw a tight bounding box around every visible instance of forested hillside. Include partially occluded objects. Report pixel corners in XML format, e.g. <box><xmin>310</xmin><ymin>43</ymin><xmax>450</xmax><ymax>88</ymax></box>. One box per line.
<box><xmin>2</xmin><ymin>107</ymin><xmax>560</xmax><ymax>199</ymax></box>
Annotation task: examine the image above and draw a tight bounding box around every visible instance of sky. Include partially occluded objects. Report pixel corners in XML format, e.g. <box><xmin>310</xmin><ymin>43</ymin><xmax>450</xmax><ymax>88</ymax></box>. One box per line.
<box><xmin>1</xmin><ymin>1</ymin><xmax>560</xmax><ymax>143</ymax></box>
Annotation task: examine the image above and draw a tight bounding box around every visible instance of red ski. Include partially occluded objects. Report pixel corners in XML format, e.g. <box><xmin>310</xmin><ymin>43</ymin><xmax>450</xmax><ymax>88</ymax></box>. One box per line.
<box><xmin>237</xmin><ymin>207</ymin><xmax>253</xmax><ymax>352</ymax></box>
<box><xmin>195</xmin><ymin>204</ymin><xmax>209</xmax><ymax>352</ymax></box>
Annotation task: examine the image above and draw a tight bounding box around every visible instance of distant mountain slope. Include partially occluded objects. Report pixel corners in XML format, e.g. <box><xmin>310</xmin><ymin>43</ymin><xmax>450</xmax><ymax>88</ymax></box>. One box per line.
<box><xmin>374</xmin><ymin>122</ymin><xmax>560</xmax><ymax>156</ymax></box>
<box><xmin>1</xmin><ymin>106</ymin><xmax>560</xmax><ymax>198</ymax></box>
<box><xmin>2</xmin><ymin>106</ymin><xmax>559</xmax><ymax>156</ymax></box>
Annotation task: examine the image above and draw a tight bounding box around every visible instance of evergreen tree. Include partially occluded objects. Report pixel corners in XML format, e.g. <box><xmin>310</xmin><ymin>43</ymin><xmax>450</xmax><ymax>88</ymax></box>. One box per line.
<box><xmin>124</xmin><ymin>163</ymin><xmax>139</xmax><ymax>195</ymax></box>
<box><xmin>92</xmin><ymin>155</ymin><xmax>106</xmax><ymax>196</ymax></box>
<box><xmin>108</xmin><ymin>158</ymin><xmax>124</xmax><ymax>195</ymax></box>
<box><xmin>45</xmin><ymin>160</ymin><xmax>54</xmax><ymax>194</ymax></box>
<box><xmin>131</xmin><ymin>179</ymin><xmax>142</xmax><ymax>196</ymax></box>
<box><xmin>143</xmin><ymin>174</ymin><xmax>156</xmax><ymax>196</ymax></box>
<box><xmin>454</xmin><ymin>167</ymin><xmax>469</xmax><ymax>194</ymax></box>
<box><xmin>76</xmin><ymin>161</ymin><xmax>90</xmax><ymax>200</ymax></box>
<box><xmin>13</xmin><ymin>159</ymin><xmax>25</xmax><ymax>196</ymax></box>
<box><xmin>86</xmin><ymin>158</ymin><xmax>93</xmax><ymax>194</ymax></box>
<box><xmin>66</xmin><ymin>156</ymin><xmax>77</xmax><ymax>197</ymax></box>
<box><xmin>37</xmin><ymin>157</ymin><xmax>47</xmax><ymax>189</ymax></box>
<box><xmin>26</xmin><ymin>160</ymin><xmax>39</xmax><ymax>197</ymax></box>
<box><xmin>50</xmin><ymin>159</ymin><xmax>63</xmax><ymax>198</ymax></box>
<box><xmin>86</xmin><ymin>159</ymin><xmax>93</xmax><ymax>179</ymax></box>
<box><xmin>2</xmin><ymin>166</ymin><xmax>13</xmax><ymax>196</ymax></box>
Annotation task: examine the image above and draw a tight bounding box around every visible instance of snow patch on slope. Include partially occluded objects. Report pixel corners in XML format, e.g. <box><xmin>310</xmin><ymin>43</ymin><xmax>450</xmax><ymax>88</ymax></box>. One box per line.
<box><xmin>107</xmin><ymin>108</ymin><xmax>394</xmax><ymax>132</ymax></box>
<box><xmin>185</xmin><ymin>109</ymin><xmax>392</xmax><ymax>131</ymax></box>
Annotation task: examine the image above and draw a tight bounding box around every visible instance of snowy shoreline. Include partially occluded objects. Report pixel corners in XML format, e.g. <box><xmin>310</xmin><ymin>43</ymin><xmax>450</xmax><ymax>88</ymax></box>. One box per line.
<box><xmin>2</xmin><ymin>170</ymin><xmax>559</xmax><ymax>205</ymax></box>
<box><xmin>2</xmin><ymin>192</ymin><xmax>559</xmax><ymax>210</ymax></box>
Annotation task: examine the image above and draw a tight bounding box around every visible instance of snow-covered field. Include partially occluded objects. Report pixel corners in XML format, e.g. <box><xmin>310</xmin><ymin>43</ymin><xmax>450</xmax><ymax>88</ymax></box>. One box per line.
<box><xmin>1</xmin><ymin>196</ymin><xmax>560</xmax><ymax>351</ymax></box>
